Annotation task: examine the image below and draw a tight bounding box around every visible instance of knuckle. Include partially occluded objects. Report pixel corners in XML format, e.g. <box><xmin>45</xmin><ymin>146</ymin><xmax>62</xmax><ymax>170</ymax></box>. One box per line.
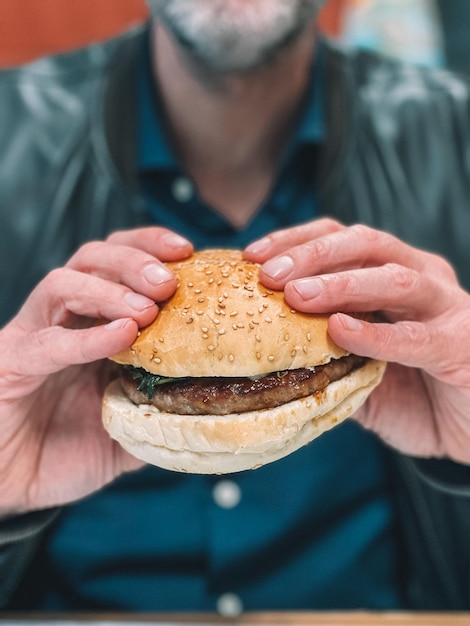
<box><xmin>106</xmin><ymin>229</ymin><xmax>127</xmax><ymax>243</ymax></box>
<box><xmin>349</xmin><ymin>223</ymin><xmax>378</xmax><ymax>242</ymax></box>
<box><xmin>428</xmin><ymin>252</ymin><xmax>458</xmax><ymax>281</ymax></box>
<box><xmin>339</xmin><ymin>271</ymin><xmax>363</xmax><ymax>296</ymax></box>
<box><xmin>40</xmin><ymin>267</ymin><xmax>68</xmax><ymax>293</ymax></box>
<box><xmin>318</xmin><ymin>217</ymin><xmax>343</xmax><ymax>232</ymax></box>
<box><xmin>302</xmin><ymin>236</ymin><xmax>333</xmax><ymax>262</ymax></box>
<box><xmin>384</xmin><ymin>262</ymin><xmax>419</xmax><ymax>292</ymax></box>
<box><xmin>67</xmin><ymin>240</ymin><xmax>101</xmax><ymax>266</ymax></box>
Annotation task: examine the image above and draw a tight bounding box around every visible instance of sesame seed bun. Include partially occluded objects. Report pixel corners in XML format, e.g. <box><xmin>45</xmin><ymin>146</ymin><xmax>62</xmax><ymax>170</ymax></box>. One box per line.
<box><xmin>110</xmin><ymin>249</ymin><xmax>350</xmax><ymax>378</ymax></box>
<box><xmin>102</xmin><ymin>249</ymin><xmax>386</xmax><ymax>474</ymax></box>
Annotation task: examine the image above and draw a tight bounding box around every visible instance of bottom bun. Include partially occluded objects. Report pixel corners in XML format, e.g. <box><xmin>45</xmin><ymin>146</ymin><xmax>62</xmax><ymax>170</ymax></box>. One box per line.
<box><xmin>102</xmin><ymin>359</ymin><xmax>386</xmax><ymax>474</ymax></box>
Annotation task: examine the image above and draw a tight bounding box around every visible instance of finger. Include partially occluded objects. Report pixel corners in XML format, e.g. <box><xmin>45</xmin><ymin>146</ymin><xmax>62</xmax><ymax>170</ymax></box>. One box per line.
<box><xmin>8</xmin><ymin>318</ymin><xmax>139</xmax><ymax>377</ymax></box>
<box><xmin>327</xmin><ymin>313</ymin><xmax>443</xmax><ymax>371</ymax></box>
<box><xmin>106</xmin><ymin>227</ymin><xmax>193</xmax><ymax>261</ymax></box>
<box><xmin>16</xmin><ymin>268</ymin><xmax>160</xmax><ymax>330</ymax></box>
<box><xmin>257</xmin><ymin>224</ymin><xmax>451</xmax><ymax>290</ymax></box>
<box><xmin>284</xmin><ymin>263</ymin><xmax>452</xmax><ymax>320</ymax></box>
<box><xmin>66</xmin><ymin>242</ymin><xmax>178</xmax><ymax>302</ymax></box>
<box><xmin>243</xmin><ymin>218</ymin><xmax>344</xmax><ymax>263</ymax></box>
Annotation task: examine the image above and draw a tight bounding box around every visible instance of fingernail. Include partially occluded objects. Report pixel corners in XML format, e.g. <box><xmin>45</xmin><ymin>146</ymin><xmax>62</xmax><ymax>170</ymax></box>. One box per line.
<box><xmin>291</xmin><ymin>278</ymin><xmax>323</xmax><ymax>300</ymax></box>
<box><xmin>245</xmin><ymin>238</ymin><xmax>271</xmax><ymax>256</ymax></box>
<box><xmin>336</xmin><ymin>313</ymin><xmax>364</xmax><ymax>331</ymax></box>
<box><xmin>262</xmin><ymin>256</ymin><xmax>295</xmax><ymax>280</ymax></box>
<box><xmin>143</xmin><ymin>263</ymin><xmax>174</xmax><ymax>286</ymax></box>
<box><xmin>162</xmin><ymin>233</ymin><xmax>191</xmax><ymax>249</ymax></box>
<box><xmin>124</xmin><ymin>292</ymin><xmax>156</xmax><ymax>311</ymax></box>
<box><xmin>105</xmin><ymin>318</ymin><xmax>132</xmax><ymax>330</ymax></box>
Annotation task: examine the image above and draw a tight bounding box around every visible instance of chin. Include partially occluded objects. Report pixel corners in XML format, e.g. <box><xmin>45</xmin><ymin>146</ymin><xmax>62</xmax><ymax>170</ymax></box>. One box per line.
<box><xmin>151</xmin><ymin>0</ymin><xmax>322</xmax><ymax>73</ymax></box>
<box><xmin>103</xmin><ymin>249</ymin><xmax>386</xmax><ymax>474</ymax></box>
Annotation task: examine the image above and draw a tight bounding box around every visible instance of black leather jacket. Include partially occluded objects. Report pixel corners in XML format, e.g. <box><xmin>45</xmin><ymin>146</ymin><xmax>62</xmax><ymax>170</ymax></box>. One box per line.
<box><xmin>1</xmin><ymin>25</ymin><xmax>470</xmax><ymax>610</ymax></box>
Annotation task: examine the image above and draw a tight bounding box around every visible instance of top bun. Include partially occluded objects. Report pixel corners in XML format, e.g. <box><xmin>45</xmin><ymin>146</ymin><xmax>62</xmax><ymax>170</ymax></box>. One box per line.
<box><xmin>111</xmin><ymin>249</ymin><xmax>349</xmax><ymax>378</ymax></box>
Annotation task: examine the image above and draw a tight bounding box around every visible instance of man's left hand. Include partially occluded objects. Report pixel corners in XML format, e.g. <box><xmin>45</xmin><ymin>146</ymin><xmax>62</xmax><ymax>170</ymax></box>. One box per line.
<box><xmin>245</xmin><ymin>218</ymin><xmax>470</xmax><ymax>464</ymax></box>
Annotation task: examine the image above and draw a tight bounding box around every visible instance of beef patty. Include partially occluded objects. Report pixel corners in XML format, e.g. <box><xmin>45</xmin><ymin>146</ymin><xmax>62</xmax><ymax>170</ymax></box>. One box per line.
<box><xmin>119</xmin><ymin>354</ymin><xmax>366</xmax><ymax>416</ymax></box>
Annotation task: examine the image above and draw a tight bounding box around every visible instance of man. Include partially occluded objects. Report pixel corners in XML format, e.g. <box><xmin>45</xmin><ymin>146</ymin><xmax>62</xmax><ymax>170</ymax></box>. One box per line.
<box><xmin>1</xmin><ymin>0</ymin><xmax>470</xmax><ymax>613</ymax></box>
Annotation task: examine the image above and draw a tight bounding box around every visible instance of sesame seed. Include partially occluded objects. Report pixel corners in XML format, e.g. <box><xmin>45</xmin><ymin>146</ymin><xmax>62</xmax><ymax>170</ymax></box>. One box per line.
<box><xmin>247</xmin><ymin>310</ymin><xmax>254</xmax><ymax>316</ymax></box>
<box><xmin>237</xmin><ymin>322</ymin><xmax>244</xmax><ymax>328</ymax></box>
<box><xmin>256</xmin><ymin>352</ymin><xmax>262</xmax><ymax>360</ymax></box>
<box><xmin>284</xmin><ymin>333</ymin><xmax>289</xmax><ymax>341</ymax></box>
<box><xmin>202</xmin><ymin>327</ymin><xmax>209</xmax><ymax>333</ymax></box>
<box><xmin>265</xmin><ymin>317</ymin><xmax>272</xmax><ymax>323</ymax></box>
<box><xmin>202</xmin><ymin>334</ymin><xmax>209</xmax><ymax>339</ymax></box>
<box><xmin>186</xmin><ymin>317</ymin><xmax>194</xmax><ymax>324</ymax></box>
<box><xmin>218</xmin><ymin>329</ymin><xmax>226</xmax><ymax>335</ymax></box>
<box><xmin>198</xmin><ymin>297</ymin><xmax>205</xmax><ymax>303</ymax></box>
<box><xmin>279</xmin><ymin>313</ymin><xmax>287</xmax><ymax>318</ymax></box>
<box><xmin>154</xmin><ymin>357</ymin><xmax>162</xmax><ymax>364</ymax></box>
<box><xmin>159</xmin><ymin>337</ymin><xmax>165</xmax><ymax>342</ymax></box>
<box><xmin>255</xmin><ymin>334</ymin><xmax>261</xmax><ymax>342</ymax></box>
<box><xmin>194</xmin><ymin>289</ymin><xmax>202</xmax><ymax>294</ymax></box>
<box><xmin>291</xmin><ymin>349</ymin><xmax>297</xmax><ymax>356</ymax></box>
<box><xmin>188</xmin><ymin>282</ymin><xmax>194</xmax><ymax>287</ymax></box>
<box><xmin>229</xmin><ymin>354</ymin><xmax>235</xmax><ymax>362</ymax></box>
<box><xmin>232</xmin><ymin>323</ymin><xmax>238</xmax><ymax>330</ymax></box>
<box><xmin>197</xmin><ymin>310</ymin><xmax>204</xmax><ymax>315</ymax></box>
<box><xmin>268</xmin><ymin>355</ymin><xmax>275</xmax><ymax>362</ymax></box>
<box><xmin>209</xmin><ymin>278</ymin><xmax>214</xmax><ymax>284</ymax></box>
<box><xmin>307</xmin><ymin>333</ymin><xmax>312</xmax><ymax>341</ymax></box>
<box><xmin>214</xmin><ymin>318</ymin><xmax>220</xmax><ymax>325</ymax></box>
<box><xmin>230</xmin><ymin>311</ymin><xmax>238</xmax><ymax>317</ymax></box>
<box><xmin>208</xmin><ymin>345</ymin><xmax>215</xmax><ymax>351</ymax></box>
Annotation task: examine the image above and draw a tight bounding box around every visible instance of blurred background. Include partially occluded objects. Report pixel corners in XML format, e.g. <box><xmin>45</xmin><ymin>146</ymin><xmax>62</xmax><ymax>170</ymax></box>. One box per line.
<box><xmin>0</xmin><ymin>0</ymin><xmax>468</xmax><ymax>73</ymax></box>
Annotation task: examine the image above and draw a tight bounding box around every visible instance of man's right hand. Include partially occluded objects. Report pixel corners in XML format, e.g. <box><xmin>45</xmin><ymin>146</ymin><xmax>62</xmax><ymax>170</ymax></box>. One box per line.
<box><xmin>0</xmin><ymin>227</ymin><xmax>193</xmax><ymax>517</ymax></box>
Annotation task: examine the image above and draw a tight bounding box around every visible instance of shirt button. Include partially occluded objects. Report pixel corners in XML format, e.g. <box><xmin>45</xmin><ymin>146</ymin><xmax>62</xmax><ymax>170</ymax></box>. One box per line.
<box><xmin>172</xmin><ymin>176</ymin><xmax>193</xmax><ymax>203</ymax></box>
<box><xmin>212</xmin><ymin>479</ymin><xmax>242</xmax><ymax>509</ymax></box>
<box><xmin>216</xmin><ymin>592</ymin><xmax>244</xmax><ymax>617</ymax></box>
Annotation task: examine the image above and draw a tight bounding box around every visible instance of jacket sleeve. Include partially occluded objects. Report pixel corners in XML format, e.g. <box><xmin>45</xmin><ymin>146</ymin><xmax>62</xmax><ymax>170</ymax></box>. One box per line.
<box><xmin>0</xmin><ymin>508</ymin><xmax>59</xmax><ymax>607</ymax></box>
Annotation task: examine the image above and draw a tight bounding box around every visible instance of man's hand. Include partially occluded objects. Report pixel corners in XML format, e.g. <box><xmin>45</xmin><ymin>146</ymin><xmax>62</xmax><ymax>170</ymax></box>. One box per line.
<box><xmin>0</xmin><ymin>227</ymin><xmax>193</xmax><ymax>516</ymax></box>
<box><xmin>245</xmin><ymin>218</ymin><xmax>470</xmax><ymax>464</ymax></box>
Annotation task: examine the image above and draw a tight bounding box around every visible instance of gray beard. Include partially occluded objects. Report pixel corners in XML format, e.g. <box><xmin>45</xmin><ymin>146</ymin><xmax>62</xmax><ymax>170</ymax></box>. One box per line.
<box><xmin>146</xmin><ymin>0</ymin><xmax>327</xmax><ymax>73</ymax></box>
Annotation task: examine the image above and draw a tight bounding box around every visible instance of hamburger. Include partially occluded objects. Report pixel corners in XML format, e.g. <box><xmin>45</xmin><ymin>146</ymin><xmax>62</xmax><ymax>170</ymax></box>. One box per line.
<box><xmin>102</xmin><ymin>249</ymin><xmax>386</xmax><ymax>474</ymax></box>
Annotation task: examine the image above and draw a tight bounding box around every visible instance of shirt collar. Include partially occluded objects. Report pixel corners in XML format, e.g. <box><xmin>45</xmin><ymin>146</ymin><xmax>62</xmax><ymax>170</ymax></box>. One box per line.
<box><xmin>138</xmin><ymin>36</ymin><xmax>177</xmax><ymax>171</ymax></box>
<box><xmin>137</xmin><ymin>37</ymin><xmax>325</xmax><ymax>172</ymax></box>
<box><xmin>295</xmin><ymin>39</ymin><xmax>325</xmax><ymax>144</ymax></box>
